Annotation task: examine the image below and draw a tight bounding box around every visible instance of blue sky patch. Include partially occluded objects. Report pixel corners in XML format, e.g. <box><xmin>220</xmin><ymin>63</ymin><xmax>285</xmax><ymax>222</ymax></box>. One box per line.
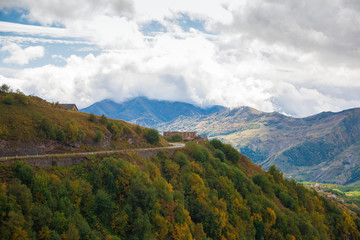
<box><xmin>169</xmin><ymin>13</ymin><xmax>209</xmax><ymax>33</ymax></box>
<box><xmin>0</xmin><ymin>7</ymin><xmax>41</xmax><ymax>26</ymax></box>
<box><xmin>141</xmin><ymin>20</ymin><xmax>167</xmax><ymax>36</ymax></box>
<box><xmin>0</xmin><ymin>7</ymin><xmax>64</xmax><ymax>28</ymax></box>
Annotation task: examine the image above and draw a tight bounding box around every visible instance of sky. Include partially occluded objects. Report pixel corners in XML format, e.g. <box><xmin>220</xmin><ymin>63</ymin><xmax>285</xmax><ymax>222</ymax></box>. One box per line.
<box><xmin>0</xmin><ymin>0</ymin><xmax>359</xmax><ymax>117</ymax></box>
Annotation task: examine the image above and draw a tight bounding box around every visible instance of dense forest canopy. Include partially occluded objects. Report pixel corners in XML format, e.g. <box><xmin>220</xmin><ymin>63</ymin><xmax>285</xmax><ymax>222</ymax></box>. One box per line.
<box><xmin>1</xmin><ymin>140</ymin><xmax>359</xmax><ymax>240</ymax></box>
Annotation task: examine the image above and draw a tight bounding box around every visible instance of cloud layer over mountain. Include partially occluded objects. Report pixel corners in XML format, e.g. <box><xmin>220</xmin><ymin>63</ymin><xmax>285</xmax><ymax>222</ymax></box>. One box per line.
<box><xmin>0</xmin><ymin>0</ymin><xmax>359</xmax><ymax>117</ymax></box>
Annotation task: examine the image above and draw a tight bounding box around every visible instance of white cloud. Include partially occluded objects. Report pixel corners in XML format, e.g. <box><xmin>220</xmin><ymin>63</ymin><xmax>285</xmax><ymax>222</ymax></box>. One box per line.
<box><xmin>133</xmin><ymin>0</ymin><xmax>239</xmax><ymax>24</ymax></box>
<box><xmin>0</xmin><ymin>35</ymin><xmax>89</xmax><ymax>46</ymax></box>
<box><xmin>0</xmin><ymin>21</ymin><xmax>68</xmax><ymax>37</ymax></box>
<box><xmin>0</xmin><ymin>0</ymin><xmax>360</xmax><ymax>117</ymax></box>
<box><xmin>5</xmin><ymin>31</ymin><xmax>358</xmax><ymax>118</ymax></box>
<box><xmin>66</xmin><ymin>15</ymin><xmax>145</xmax><ymax>49</ymax></box>
<box><xmin>1</xmin><ymin>43</ymin><xmax>44</xmax><ymax>65</ymax></box>
<box><xmin>222</xmin><ymin>0</ymin><xmax>360</xmax><ymax>68</ymax></box>
<box><xmin>0</xmin><ymin>0</ymin><xmax>134</xmax><ymax>25</ymax></box>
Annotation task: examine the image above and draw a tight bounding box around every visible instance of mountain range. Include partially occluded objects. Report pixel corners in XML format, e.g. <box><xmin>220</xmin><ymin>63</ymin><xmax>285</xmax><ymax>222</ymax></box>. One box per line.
<box><xmin>81</xmin><ymin>97</ymin><xmax>225</xmax><ymax>127</ymax></box>
<box><xmin>81</xmin><ymin>97</ymin><xmax>360</xmax><ymax>185</ymax></box>
<box><xmin>156</xmin><ymin>107</ymin><xmax>360</xmax><ymax>185</ymax></box>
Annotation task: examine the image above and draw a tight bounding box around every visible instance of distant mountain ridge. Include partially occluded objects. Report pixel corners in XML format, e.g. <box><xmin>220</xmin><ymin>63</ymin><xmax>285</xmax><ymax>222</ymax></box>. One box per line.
<box><xmin>155</xmin><ymin>106</ymin><xmax>360</xmax><ymax>185</ymax></box>
<box><xmin>81</xmin><ymin>97</ymin><xmax>226</xmax><ymax>127</ymax></box>
<box><xmin>82</xmin><ymin>97</ymin><xmax>360</xmax><ymax>185</ymax></box>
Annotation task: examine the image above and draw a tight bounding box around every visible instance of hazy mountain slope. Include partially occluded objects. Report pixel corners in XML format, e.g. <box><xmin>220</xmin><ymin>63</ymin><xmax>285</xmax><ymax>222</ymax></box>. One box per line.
<box><xmin>81</xmin><ymin>97</ymin><xmax>226</xmax><ymax>127</ymax></box>
<box><xmin>156</xmin><ymin>107</ymin><xmax>360</xmax><ymax>184</ymax></box>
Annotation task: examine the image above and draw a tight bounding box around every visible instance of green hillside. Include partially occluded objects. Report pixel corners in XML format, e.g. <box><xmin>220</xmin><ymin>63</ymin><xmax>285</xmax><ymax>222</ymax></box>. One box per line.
<box><xmin>1</xmin><ymin>140</ymin><xmax>360</xmax><ymax>239</ymax></box>
<box><xmin>156</xmin><ymin>106</ymin><xmax>360</xmax><ymax>185</ymax></box>
<box><xmin>0</xmin><ymin>87</ymin><xmax>167</xmax><ymax>157</ymax></box>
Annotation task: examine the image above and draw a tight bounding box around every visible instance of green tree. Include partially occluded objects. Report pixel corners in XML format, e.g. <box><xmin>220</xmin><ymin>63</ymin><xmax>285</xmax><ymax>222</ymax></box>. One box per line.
<box><xmin>144</xmin><ymin>128</ymin><xmax>160</xmax><ymax>145</ymax></box>
<box><xmin>214</xmin><ymin>149</ymin><xmax>226</xmax><ymax>162</ymax></box>
<box><xmin>210</xmin><ymin>139</ymin><xmax>224</xmax><ymax>150</ymax></box>
<box><xmin>252</xmin><ymin>174</ymin><xmax>274</xmax><ymax>197</ymax></box>
<box><xmin>93</xmin><ymin>130</ymin><xmax>102</xmax><ymax>143</ymax></box>
<box><xmin>0</xmin><ymin>84</ymin><xmax>11</xmax><ymax>93</ymax></box>
<box><xmin>174</xmin><ymin>151</ymin><xmax>189</xmax><ymax>167</ymax></box>
<box><xmin>167</xmin><ymin>134</ymin><xmax>182</xmax><ymax>142</ymax></box>
<box><xmin>223</xmin><ymin>144</ymin><xmax>240</xmax><ymax>164</ymax></box>
<box><xmin>14</xmin><ymin>162</ymin><xmax>34</xmax><ymax>186</ymax></box>
<box><xmin>95</xmin><ymin>189</ymin><xmax>113</xmax><ymax>225</ymax></box>
<box><xmin>49</xmin><ymin>231</ymin><xmax>61</xmax><ymax>240</ymax></box>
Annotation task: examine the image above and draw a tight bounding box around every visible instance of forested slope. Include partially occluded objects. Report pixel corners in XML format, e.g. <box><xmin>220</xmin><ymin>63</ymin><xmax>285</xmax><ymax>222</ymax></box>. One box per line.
<box><xmin>1</xmin><ymin>140</ymin><xmax>359</xmax><ymax>240</ymax></box>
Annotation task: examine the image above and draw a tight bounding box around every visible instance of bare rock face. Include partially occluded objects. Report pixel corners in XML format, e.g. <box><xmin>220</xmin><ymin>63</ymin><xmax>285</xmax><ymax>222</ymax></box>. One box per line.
<box><xmin>98</xmin><ymin>133</ymin><xmax>111</xmax><ymax>149</ymax></box>
<box><xmin>0</xmin><ymin>140</ymin><xmax>64</xmax><ymax>157</ymax></box>
<box><xmin>69</xmin><ymin>142</ymin><xmax>81</xmax><ymax>149</ymax></box>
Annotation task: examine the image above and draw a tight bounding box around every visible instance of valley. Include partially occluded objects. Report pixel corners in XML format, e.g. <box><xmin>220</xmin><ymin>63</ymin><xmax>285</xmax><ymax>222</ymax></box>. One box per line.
<box><xmin>83</xmin><ymin>97</ymin><xmax>360</xmax><ymax>185</ymax></box>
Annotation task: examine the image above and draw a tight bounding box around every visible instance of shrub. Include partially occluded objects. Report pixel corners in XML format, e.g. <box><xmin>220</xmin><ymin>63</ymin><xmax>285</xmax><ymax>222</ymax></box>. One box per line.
<box><xmin>15</xmin><ymin>91</ymin><xmax>29</xmax><ymax>105</ymax></box>
<box><xmin>49</xmin><ymin>128</ymin><xmax>56</xmax><ymax>140</ymax></box>
<box><xmin>100</xmin><ymin>114</ymin><xmax>108</xmax><ymax>125</ymax></box>
<box><xmin>39</xmin><ymin>130</ymin><xmax>46</xmax><ymax>139</ymax></box>
<box><xmin>56</xmin><ymin>129</ymin><xmax>65</xmax><ymax>142</ymax></box>
<box><xmin>0</xmin><ymin>127</ymin><xmax>9</xmax><ymax>138</ymax></box>
<box><xmin>94</xmin><ymin>130</ymin><xmax>102</xmax><ymax>143</ymax></box>
<box><xmin>88</xmin><ymin>113</ymin><xmax>97</xmax><ymax>122</ymax></box>
<box><xmin>123</xmin><ymin>126</ymin><xmax>130</xmax><ymax>134</ymax></box>
<box><xmin>107</xmin><ymin>122</ymin><xmax>123</xmax><ymax>140</ymax></box>
<box><xmin>144</xmin><ymin>128</ymin><xmax>160</xmax><ymax>145</ymax></box>
<box><xmin>40</xmin><ymin>117</ymin><xmax>52</xmax><ymax>133</ymax></box>
<box><xmin>39</xmin><ymin>117</ymin><xmax>56</xmax><ymax>139</ymax></box>
<box><xmin>77</xmin><ymin>130</ymin><xmax>85</xmax><ymax>141</ymax></box>
<box><xmin>167</xmin><ymin>134</ymin><xmax>182</xmax><ymax>142</ymax></box>
<box><xmin>3</xmin><ymin>94</ymin><xmax>14</xmax><ymax>105</ymax></box>
<box><xmin>135</xmin><ymin>125</ymin><xmax>142</xmax><ymax>135</ymax></box>
<box><xmin>65</xmin><ymin>121</ymin><xmax>79</xmax><ymax>142</ymax></box>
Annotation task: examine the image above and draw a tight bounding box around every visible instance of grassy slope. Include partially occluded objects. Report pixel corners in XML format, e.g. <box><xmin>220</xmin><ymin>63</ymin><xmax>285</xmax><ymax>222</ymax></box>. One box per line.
<box><xmin>0</xmin><ymin>93</ymin><xmax>167</xmax><ymax>155</ymax></box>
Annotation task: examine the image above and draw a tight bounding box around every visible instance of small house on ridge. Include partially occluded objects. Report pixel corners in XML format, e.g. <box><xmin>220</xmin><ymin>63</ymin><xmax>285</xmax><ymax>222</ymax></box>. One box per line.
<box><xmin>59</xmin><ymin>104</ymin><xmax>78</xmax><ymax>111</ymax></box>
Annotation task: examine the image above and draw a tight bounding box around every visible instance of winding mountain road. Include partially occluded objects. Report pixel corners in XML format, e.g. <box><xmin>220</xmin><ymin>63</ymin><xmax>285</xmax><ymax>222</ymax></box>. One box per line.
<box><xmin>0</xmin><ymin>143</ymin><xmax>185</xmax><ymax>161</ymax></box>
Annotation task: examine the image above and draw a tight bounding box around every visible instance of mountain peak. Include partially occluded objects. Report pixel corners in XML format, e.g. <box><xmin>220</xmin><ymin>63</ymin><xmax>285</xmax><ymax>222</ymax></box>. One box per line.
<box><xmin>81</xmin><ymin>97</ymin><xmax>226</xmax><ymax>126</ymax></box>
